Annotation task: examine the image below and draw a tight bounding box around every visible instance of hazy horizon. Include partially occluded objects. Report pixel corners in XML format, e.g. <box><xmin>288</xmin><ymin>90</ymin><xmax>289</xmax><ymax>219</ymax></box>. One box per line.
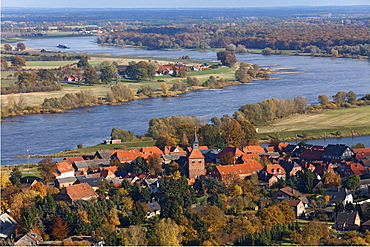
<box><xmin>2</xmin><ymin>0</ymin><xmax>370</xmax><ymax>8</ymax></box>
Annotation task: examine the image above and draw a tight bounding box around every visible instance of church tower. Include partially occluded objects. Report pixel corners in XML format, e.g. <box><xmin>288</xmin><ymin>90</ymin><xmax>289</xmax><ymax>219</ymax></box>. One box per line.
<box><xmin>187</xmin><ymin>132</ymin><xmax>205</xmax><ymax>179</ymax></box>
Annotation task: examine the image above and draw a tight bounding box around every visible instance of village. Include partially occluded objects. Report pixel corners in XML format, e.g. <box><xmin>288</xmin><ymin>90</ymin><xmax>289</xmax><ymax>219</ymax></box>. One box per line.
<box><xmin>2</xmin><ymin>132</ymin><xmax>370</xmax><ymax>245</ymax></box>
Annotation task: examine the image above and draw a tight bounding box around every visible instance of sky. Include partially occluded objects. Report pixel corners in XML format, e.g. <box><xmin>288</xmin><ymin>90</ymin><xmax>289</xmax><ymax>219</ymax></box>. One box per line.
<box><xmin>2</xmin><ymin>0</ymin><xmax>370</xmax><ymax>8</ymax></box>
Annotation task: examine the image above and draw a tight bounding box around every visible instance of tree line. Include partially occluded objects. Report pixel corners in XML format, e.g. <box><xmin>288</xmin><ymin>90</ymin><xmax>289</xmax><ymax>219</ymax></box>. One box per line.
<box><xmin>97</xmin><ymin>22</ymin><xmax>370</xmax><ymax>57</ymax></box>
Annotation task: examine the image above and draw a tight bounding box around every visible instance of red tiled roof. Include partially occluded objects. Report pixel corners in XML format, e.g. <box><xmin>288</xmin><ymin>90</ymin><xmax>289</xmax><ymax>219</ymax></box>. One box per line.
<box><xmin>65</xmin><ymin>183</ymin><xmax>98</xmax><ymax>201</ymax></box>
<box><xmin>300</xmin><ymin>148</ymin><xmax>324</xmax><ymax>160</ymax></box>
<box><xmin>64</xmin><ymin>156</ymin><xmax>85</xmax><ymax>164</ymax></box>
<box><xmin>282</xmin><ymin>199</ymin><xmax>302</xmax><ymax>207</ymax></box>
<box><xmin>164</xmin><ymin>146</ymin><xmax>186</xmax><ymax>155</ymax></box>
<box><xmin>140</xmin><ymin>146</ymin><xmax>164</xmax><ymax>158</ymax></box>
<box><xmin>348</xmin><ymin>162</ymin><xmax>366</xmax><ymax>175</ymax></box>
<box><xmin>277</xmin><ymin>143</ymin><xmax>290</xmax><ymax>151</ymax></box>
<box><xmin>264</xmin><ymin>164</ymin><xmax>286</xmax><ymax>175</ymax></box>
<box><xmin>240</xmin><ymin>153</ymin><xmax>261</xmax><ymax>161</ymax></box>
<box><xmin>242</xmin><ymin>159</ymin><xmax>263</xmax><ymax>171</ymax></box>
<box><xmin>215</xmin><ymin>163</ymin><xmax>255</xmax><ymax>176</ymax></box>
<box><xmin>217</xmin><ymin>147</ymin><xmax>244</xmax><ymax>159</ymax></box>
<box><xmin>100</xmin><ymin>166</ymin><xmax>118</xmax><ymax>173</ymax></box>
<box><xmin>243</xmin><ymin>145</ymin><xmax>265</xmax><ymax>154</ymax></box>
<box><xmin>265</xmin><ymin>146</ymin><xmax>275</xmax><ymax>152</ymax></box>
<box><xmin>113</xmin><ymin>150</ymin><xmax>144</xmax><ymax>162</ymax></box>
<box><xmin>279</xmin><ymin>186</ymin><xmax>302</xmax><ymax>197</ymax></box>
<box><xmin>57</xmin><ymin>161</ymin><xmax>75</xmax><ymax>173</ymax></box>
<box><xmin>188</xmin><ymin>149</ymin><xmax>205</xmax><ymax>159</ymax></box>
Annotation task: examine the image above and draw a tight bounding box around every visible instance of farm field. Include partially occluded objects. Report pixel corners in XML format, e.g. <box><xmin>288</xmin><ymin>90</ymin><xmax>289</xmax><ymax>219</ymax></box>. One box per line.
<box><xmin>257</xmin><ymin>106</ymin><xmax>370</xmax><ymax>141</ymax></box>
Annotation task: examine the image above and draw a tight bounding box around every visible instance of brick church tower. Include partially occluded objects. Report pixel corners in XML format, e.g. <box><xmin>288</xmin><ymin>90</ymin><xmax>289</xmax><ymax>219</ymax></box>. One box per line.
<box><xmin>187</xmin><ymin>132</ymin><xmax>205</xmax><ymax>179</ymax></box>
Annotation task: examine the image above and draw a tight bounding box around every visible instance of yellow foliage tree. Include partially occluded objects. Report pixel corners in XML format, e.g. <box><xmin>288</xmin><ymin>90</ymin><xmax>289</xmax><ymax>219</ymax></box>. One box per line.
<box><xmin>323</xmin><ymin>170</ymin><xmax>341</xmax><ymax>187</ymax></box>
<box><xmin>261</xmin><ymin>204</ymin><xmax>285</xmax><ymax>227</ymax></box>
<box><xmin>31</xmin><ymin>181</ymin><xmax>47</xmax><ymax>197</ymax></box>
<box><xmin>0</xmin><ymin>172</ymin><xmax>11</xmax><ymax>190</ymax></box>
<box><xmin>152</xmin><ymin>218</ymin><xmax>182</xmax><ymax>246</ymax></box>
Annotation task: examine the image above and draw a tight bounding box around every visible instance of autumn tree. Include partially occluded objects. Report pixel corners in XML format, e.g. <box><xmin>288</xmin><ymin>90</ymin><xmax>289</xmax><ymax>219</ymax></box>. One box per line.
<box><xmin>147</xmin><ymin>154</ymin><xmax>162</xmax><ymax>175</ymax></box>
<box><xmin>161</xmin><ymin>82</ymin><xmax>169</xmax><ymax>96</ymax></box>
<box><xmin>17</xmin><ymin>42</ymin><xmax>26</xmax><ymax>51</ymax></box>
<box><xmin>217</xmin><ymin>50</ymin><xmax>237</xmax><ymax>67</ymax></box>
<box><xmin>261</xmin><ymin>204</ymin><xmax>285</xmax><ymax>227</ymax></box>
<box><xmin>50</xmin><ymin>216</ymin><xmax>69</xmax><ymax>240</ymax></box>
<box><xmin>1</xmin><ymin>58</ymin><xmax>8</xmax><ymax>71</ymax></box>
<box><xmin>235</xmin><ymin>62</ymin><xmax>251</xmax><ymax>83</ymax></box>
<box><xmin>187</xmin><ymin>76</ymin><xmax>200</xmax><ymax>86</ymax></box>
<box><xmin>31</xmin><ymin>181</ymin><xmax>47</xmax><ymax>197</ymax></box>
<box><xmin>332</xmin><ymin>91</ymin><xmax>347</xmax><ymax>106</ymax></box>
<box><xmin>239</xmin><ymin>120</ymin><xmax>259</xmax><ymax>145</ymax></box>
<box><xmin>11</xmin><ymin>56</ymin><xmax>26</xmax><ymax>68</ymax></box>
<box><xmin>221</xmin><ymin>119</ymin><xmax>244</xmax><ymax>147</ymax></box>
<box><xmin>137</xmin><ymin>85</ymin><xmax>154</xmax><ymax>97</ymax></box>
<box><xmin>323</xmin><ymin>170</ymin><xmax>341</xmax><ymax>187</ymax></box>
<box><xmin>4</xmin><ymin>44</ymin><xmax>12</xmax><ymax>51</ymax></box>
<box><xmin>83</xmin><ymin>67</ymin><xmax>99</xmax><ymax>85</ymax></box>
<box><xmin>108</xmin><ymin>84</ymin><xmax>135</xmax><ymax>102</ymax></box>
<box><xmin>318</xmin><ymin>94</ymin><xmax>329</xmax><ymax>105</ymax></box>
<box><xmin>123</xmin><ymin>225</ymin><xmax>148</xmax><ymax>246</ymax></box>
<box><xmin>301</xmin><ymin>220</ymin><xmax>329</xmax><ymax>245</ymax></box>
<box><xmin>346</xmin><ymin>90</ymin><xmax>357</xmax><ymax>104</ymax></box>
<box><xmin>199</xmin><ymin>205</ymin><xmax>228</xmax><ymax>232</ymax></box>
<box><xmin>111</xmin><ymin>128</ymin><xmax>134</xmax><ymax>142</ymax></box>
<box><xmin>198</xmin><ymin>124</ymin><xmax>224</xmax><ymax>149</ymax></box>
<box><xmin>38</xmin><ymin>158</ymin><xmax>56</xmax><ymax>183</ymax></box>
<box><xmin>151</xmin><ymin>218</ymin><xmax>182</xmax><ymax>246</ymax></box>
<box><xmin>129</xmin><ymin>202</ymin><xmax>146</xmax><ymax>225</ymax></box>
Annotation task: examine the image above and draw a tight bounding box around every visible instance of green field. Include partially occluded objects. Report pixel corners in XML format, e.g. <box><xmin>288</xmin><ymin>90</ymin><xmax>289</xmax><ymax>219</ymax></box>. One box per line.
<box><xmin>257</xmin><ymin>106</ymin><xmax>370</xmax><ymax>141</ymax></box>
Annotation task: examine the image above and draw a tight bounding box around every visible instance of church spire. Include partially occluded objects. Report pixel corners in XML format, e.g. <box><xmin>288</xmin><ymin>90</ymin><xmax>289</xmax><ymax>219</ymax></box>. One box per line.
<box><xmin>193</xmin><ymin>131</ymin><xmax>199</xmax><ymax>150</ymax></box>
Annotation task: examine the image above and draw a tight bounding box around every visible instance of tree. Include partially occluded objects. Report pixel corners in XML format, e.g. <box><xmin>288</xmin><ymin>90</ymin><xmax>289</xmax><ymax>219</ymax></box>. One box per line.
<box><xmin>77</xmin><ymin>56</ymin><xmax>90</xmax><ymax>68</ymax></box>
<box><xmin>129</xmin><ymin>202</ymin><xmax>146</xmax><ymax>225</ymax></box>
<box><xmin>217</xmin><ymin>50</ymin><xmax>237</xmax><ymax>67</ymax></box>
<box><xmin>344</xmin><ymin>174</ymin><xmax>361</xmax><ymax>191</ymax></box>
<box><xmin>137</xmin><ymin>85</ymin><xmax>154</xmax><ymax>97</ymax></box>
<box><xmin>17</xmin><ymin>42</ymin><xmax>26</xmax><ymax>51</ymax></box>
<box><xmin>332</xmin><ymin>91</ymin><xmax>347</xmax><ymax>106</ymax></box>
<box><xmin>123</xmin><ymin>225</ymin><xmax>148</xmax><ymax>246</ymax></box>
<box><xmin>30</xmin><ymin>181</ymin><xmax>47</xmax><ymax>197</ymax></box>
<box><xmin>352</xmin><ymin>143</ymin><xmax>365</xmax><ymax>149</ymax></box>
<box><xmin>161</xmin><ymin>82</ymin><xmax>169</xmax><ymax>96</ymax></box>
<box><xmin>83</xmin><ymin>67</ymin><xmax>99</xmax><ymax>85</ymax></box>
<box><xmin>235</xmin><ymin>62</ymin><xmax>251</xmax><ymax>83</ymax></box>
<box><xmin>318</xmin><ymin>94</ymin><xmax>329</xmax><ymax>105</ymax></box>
<box><xmin>111</xmin><ymin>128</ymin><xmax>134</xmax><ymax>142</ymax></box>
<box><xmin>322</xmin><ymin>170</ymin><xmax>341</xmax><ymax>187</ymax></box>
<box><xmin>109</xmin><ymin>84</ymin><xmax>135</xmax><ymax>102</ymax></box>
<box><xmin>50</xmin><ymin>216</ymin><xmax>69</xmax><ymax>240</ymax></box>
<box><xmin>9</xmin><ymin>166</ymin><xmax>22</xmax><ymax>187</ymax></box>
<box><xmin>1</xmin><ymin>58</ymin><xmax>8</xmax><ymax>71</ymax></box>
<box><xmin>261</xmin><ymin>205</ymin><xmax>285</xmax><ymax>227</ymax></box>
<box><xmin>151</xmin><ymin>218</ymin><xmax>182</xmax><ymax>246</ymax></box>
<box><xmin>38</xmin><ymin>158</ymin><xmax>56</xmax><ymax>183</ymax></box>
<box><xmin>346</xmin><ymin>91</ymin><xmax>357</xmax><ymax>104</ymax></box>
<box><xmin>239</xmin><ymin>120</ymin><xmax>258</xmax><ymax>145</ymax></box>
<box><xmin>11</xmin><ymin>56</ymin><xmax>26</xmax><ymax>68</ymax></box>
<box><xmin>187</xmin><ymin>77</ymin><xmax>200</xmax><ymax>86</ymax></box>
<box><xmin>100</xmin><ymin>64</ymin><xmax>116</xmax><ymax>84</ymax></box>
<box><xmin>301</xmin><ymin>220</ymin><xmax>329</xmax><ymax>245</ymax></box>
<box><xmin>4</xmin><ymin>44</ymin><xmax>12</xmax><ymax>51</ymax></box>
<box><xmin>198</xmin><ymin>124</ymin><xmax>224</xmax><ymax>149</ymax></box>
<box><xmin>221</xmin><ymin>119</ymin><xmax>244</xmax><ymax>147</ymax></box>
<box><xmin>147</xmin><ymin>154</ymin><xmax>162</xmax><ymax>175</ymax></box>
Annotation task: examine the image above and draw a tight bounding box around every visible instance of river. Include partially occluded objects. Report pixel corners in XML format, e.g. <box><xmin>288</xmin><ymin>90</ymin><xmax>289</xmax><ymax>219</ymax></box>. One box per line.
<box><xmin>1</xmin><ymin>36</ymin><xmax>369</xmax><ymax>165</ymax></box>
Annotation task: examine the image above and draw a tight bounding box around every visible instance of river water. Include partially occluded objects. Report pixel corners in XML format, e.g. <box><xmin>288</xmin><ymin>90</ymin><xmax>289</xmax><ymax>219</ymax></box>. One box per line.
<box><xmin>1</xmin><ymin>36</ymin><xmax>369</xmax><ymax>165</ymax></box>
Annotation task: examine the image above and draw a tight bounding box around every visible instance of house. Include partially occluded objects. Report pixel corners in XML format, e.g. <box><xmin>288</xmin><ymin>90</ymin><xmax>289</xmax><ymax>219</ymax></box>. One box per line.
<box><xmin>163</xmin><ymin>146</ymin><xmax>186</xmax><ymax>156</ymax></box>
<box><xmin>279</xmin><ymin>160</ymin><xmax>302</xmax><ymax>177</ymax></box>
<box><xmin>55</xmin><ymin>176</ymin><xmax>77</xmax><ymax>189</ymax></box>
<box><xmin>359</xmin><ymin>179</ymin><xmax>370</xmax><ymax>193</ymax></box>
<box><xmin>140</xmin><ymin>146</ymin><xmax>164</xmax><ymax>159</ymax></box>
<box><xmin>271</xmin><ymin>186</ymin><xmax>302</xmax><ymax>201</ymax></box>
<box><xmin>259</xmin><ymin>164</ymin><xmax>286</xmax><ymax>187</ymax></box>
<box><xmin>342</xmin><ymin>162</ymin><xmax>366</xmax><ymax>177</ymax></box>
<box><xmin>146</xmin><ymin>202</ymin><xmax>161</xmax><ymax>218</ymax></box>
<box><xmin>282</xmin><ymin>200</ymin><xmax>306</xmax><ymax>218</ymax></box>
<box><xmin>185</xmin><ymin>133</ymin><xmax>206</xmax><ymax>179</ymax></box>
<box><xmin>216</xmin><ymin>146</ymin><xmax>244</xmax><ymax>164</ymax></box>
<box><xmin>353</xmin><ymin>148</ymin><xmax>370</xmax><ymax>161</ymax></box>
<box><xmin>64</xmin><ymin>156</ymin><xmax>85</xmax><ymax>164</ymax></box>
<box><xmin>242</xmin><ymin>145</ymin><xmax>265</xmax><ymax>154</ymax></box>
<box><xmin>324</xmin><ymin>187</ymin><xmax>353</xmax><ymax>206</ymax></box>
<box><xmin>211</xmin><ymin>163</ymin><xmax>257</xmax><ymax>182</ymax></box>
<box><xmin>94</xmin><ymin>150</ymin><xmax>115</xmax><ymax>160</ymax></box>
<box><xmin>14</xmin><ymin>231</ymin><xmax>43</xmax><ymax>246</ymax></box>
<box><xmin>64</xmin><ymin>75</ymin><xmax>82</xmax><ymax>82</ymax></box>
<box><xmin>74</xmin><ymin>177</ymin><xmax>106</xmax><ymax>191</ymax></box>
<box><xmin>281</xmin><ymin>144</ymin><xmax>299</xmax><ymax>156</ymax></box>
<box><xmin>54</xmin><ymin>161</ymin><xmax>75</xmax><ymax>178</ymax></box>
<box><xmin>336</xmin><ymin>211</ymin><xmax>360</xmax><ymax>231</ymax></box>
<box><xmin>300</xmin><ymin>145</ymin><xmax>325</xmax><ymax>160</ymax></box>
<box><xmin>201</xmin><ymin>149</ymin><xmax>220</xmax><ymax>164</ymax></box>
<box><xmin>54</xmin><ymin>183</ymin><xmax>98</xmax><ymax>203</ymax></box>
<box><xmin>0</xmin><ymin>213</ymin><xmax>17</xmax><ymax>241</ymax></box>
<box><xmin>321</xmin><ymin>144</ymin><xmax>354</xmax><ymax>161</ymax></box>
<box><xmin>72</xmin><ymin>159</ymin><xmax>110</xmax><ymax>174</ymax></box>
<box><xmin>361</xmin><ymin>219</ymin><xmax>370</xmax><ymax>231</ymax></box>
<box><xmin>111</xmin><ymin>150</ymin><xmax>145</xmax><ymax>163</ymax></box>
<box><xmin>104</xmin><ymin>139</ymin><xmax>122</xmax><ymax>144</ymax></box>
